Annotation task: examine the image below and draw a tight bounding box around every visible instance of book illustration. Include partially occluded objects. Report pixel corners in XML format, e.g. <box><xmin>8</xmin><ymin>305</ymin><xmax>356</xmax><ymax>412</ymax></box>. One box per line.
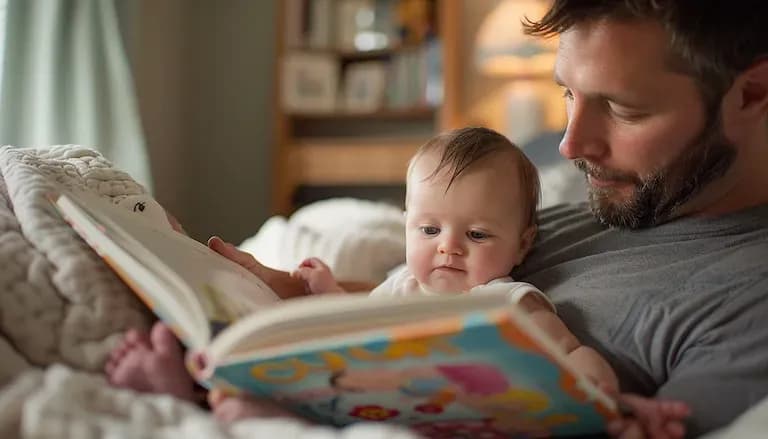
<box><xmin>212</xmin><ymin>311</ymin><xmax>614</xmax><ymax>436</ymax></box>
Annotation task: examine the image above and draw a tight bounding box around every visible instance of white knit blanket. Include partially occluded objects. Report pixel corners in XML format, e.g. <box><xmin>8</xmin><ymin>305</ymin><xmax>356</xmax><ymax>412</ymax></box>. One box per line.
<box><xmin>0</xmin><ymin>145</ymin><xmax>418</xmax><ymax>439</ymax></box>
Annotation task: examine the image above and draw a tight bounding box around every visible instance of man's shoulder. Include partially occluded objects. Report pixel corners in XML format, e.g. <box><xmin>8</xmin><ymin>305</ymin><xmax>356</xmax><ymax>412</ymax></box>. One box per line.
<box><xmin>533</xmin><ymin>203</ymin><xmax>605</xmax><ymax>242</ymax></box>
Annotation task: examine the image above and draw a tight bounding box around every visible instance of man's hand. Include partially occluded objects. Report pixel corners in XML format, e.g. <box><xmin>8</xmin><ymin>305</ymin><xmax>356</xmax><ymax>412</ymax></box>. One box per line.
<box><xmin>207</xmin><ymin>236</ymin><xmax>309</xmax><ymax>299</ymax></box>
<box><xmin>291</xmin><ymin>257</ymin><xmax>345</xmax><ymax>294</ymax></box>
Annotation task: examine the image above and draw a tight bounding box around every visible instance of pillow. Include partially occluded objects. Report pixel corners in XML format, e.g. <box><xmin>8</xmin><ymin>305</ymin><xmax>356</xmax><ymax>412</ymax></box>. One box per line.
<box><xmin>240</xmin><ymin>198</ymin><xmax>406</xmax><ymax>284</ymax></box>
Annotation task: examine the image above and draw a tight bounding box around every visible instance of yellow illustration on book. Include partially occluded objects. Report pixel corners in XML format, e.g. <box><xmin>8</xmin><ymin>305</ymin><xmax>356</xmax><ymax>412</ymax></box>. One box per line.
<box><xmin>250</xmin><ymin>335</ymin><xmax>461</xmax><ymax>384</ymax></box>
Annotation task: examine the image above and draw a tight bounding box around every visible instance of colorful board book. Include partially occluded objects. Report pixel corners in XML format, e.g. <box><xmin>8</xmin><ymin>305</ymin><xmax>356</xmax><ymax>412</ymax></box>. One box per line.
<box><xmin>51</xmin><ymin>190</ymin><xmax>618</xmax><ymax>437</ymax></box>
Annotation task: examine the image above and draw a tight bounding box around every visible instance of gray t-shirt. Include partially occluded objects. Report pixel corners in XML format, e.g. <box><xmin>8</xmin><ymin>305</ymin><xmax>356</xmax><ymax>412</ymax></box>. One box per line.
<box><xmin>512</xmin><ymin>203</ymin><xmax>768</xmax><ymax>436</ymax></box>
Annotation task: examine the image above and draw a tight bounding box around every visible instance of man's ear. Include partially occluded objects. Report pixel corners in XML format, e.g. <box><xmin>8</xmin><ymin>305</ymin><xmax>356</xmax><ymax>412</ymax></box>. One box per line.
<box><xmin>727</xmin><ymin>59</ymin><xmax>768</xmax><ymax>119</ymax></box>
<box><xmin>516</xmin><ymin>225</ymin><xmax>538</xmax><ymax>265</ymax></box>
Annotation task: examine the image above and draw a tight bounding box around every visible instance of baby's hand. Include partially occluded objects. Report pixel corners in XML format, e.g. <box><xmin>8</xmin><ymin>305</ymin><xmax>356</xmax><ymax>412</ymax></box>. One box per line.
<box><xmin>607</xmin><ymin>394</ymin><xmax>690</xmax><ymax>439</ymax></box>
<box><xmin>291</xmin><ymin>257</ymin><xmax>345</xmax><ymax>294</ymax></box>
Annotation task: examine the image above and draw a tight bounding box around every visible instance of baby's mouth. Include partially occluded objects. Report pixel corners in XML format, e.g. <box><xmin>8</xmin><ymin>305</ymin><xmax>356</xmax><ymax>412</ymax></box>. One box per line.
<box><xmin>435</xmin><ymin>265</ymin><xmax>464</xmax><ymax>273</ymax></box>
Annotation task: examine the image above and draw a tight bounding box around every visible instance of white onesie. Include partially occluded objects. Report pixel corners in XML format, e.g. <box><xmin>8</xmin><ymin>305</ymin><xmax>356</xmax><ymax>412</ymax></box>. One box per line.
<box><xmin>369</xmin><ymin>265</ymin><xmax>555</xmax><ymax>312</ymax></box>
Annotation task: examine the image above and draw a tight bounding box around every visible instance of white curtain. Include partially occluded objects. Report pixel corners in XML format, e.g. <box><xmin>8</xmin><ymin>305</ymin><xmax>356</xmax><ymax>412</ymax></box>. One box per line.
<box><xmin>0</xmin><ymin>0</ymin><xmax>152</xmax><ymax>190</ymax></box>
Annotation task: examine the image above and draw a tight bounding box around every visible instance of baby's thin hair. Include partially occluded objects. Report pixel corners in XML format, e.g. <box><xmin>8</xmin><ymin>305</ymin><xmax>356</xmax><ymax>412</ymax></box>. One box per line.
<box><xmin>409</xmin><ymin>127</ymin><xmax>541</xmax><ymax>227</ymax></box>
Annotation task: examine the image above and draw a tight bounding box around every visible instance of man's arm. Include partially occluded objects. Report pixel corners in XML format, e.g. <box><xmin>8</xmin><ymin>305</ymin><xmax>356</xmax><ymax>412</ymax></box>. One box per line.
<box><xmin>208</xmin><ymin>237</ymin><xmax>375</xmax><ymax>298</ymax></box>
<box><xmin>337</xmin><ymin>280</ymin><xmax>377</xmax><ymax>292</ymax></box>
<box><xmin>655</xmin><ymin>291</ymin><xmax>768</xmax><ymax>437</ymax></box>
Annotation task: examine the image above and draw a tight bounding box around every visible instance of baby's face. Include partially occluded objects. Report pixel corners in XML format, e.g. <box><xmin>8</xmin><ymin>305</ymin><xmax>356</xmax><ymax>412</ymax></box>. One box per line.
<box><xmin>404</xmin><ymin>152</ymin><xmax>533</xmax><ymax>294</ymax></box>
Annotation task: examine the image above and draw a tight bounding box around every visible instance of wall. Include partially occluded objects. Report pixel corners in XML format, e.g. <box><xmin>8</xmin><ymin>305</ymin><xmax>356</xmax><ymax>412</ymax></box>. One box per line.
<box><xmin>131</xmin><ymin>0</ymin><xmax>191</xmax><ymax>232</ymax></box>
<box><xmin>131</xmin><ymin>0</ymin><xmax>277</xmax><ymax>243</ymax></box>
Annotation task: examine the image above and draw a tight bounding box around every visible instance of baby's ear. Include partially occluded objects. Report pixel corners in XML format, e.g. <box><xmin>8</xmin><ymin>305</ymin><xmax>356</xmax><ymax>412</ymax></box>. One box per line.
<box><xmin>517</xmin><ymin>225</ymin><xmax>538</xmax><ymax>264</ymax></box>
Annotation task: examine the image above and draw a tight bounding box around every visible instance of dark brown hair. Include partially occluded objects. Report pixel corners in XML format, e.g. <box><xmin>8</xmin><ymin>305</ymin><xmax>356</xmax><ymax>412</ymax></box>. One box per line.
<box><xmin>523</xmin><ymin>0</ymin><xmax>768</xmax><ymax>111</ymax></box>
<box><xmin>408</xmin><ymin>127</ymin><xmax>541</xmax><ymax>228</ymax></box>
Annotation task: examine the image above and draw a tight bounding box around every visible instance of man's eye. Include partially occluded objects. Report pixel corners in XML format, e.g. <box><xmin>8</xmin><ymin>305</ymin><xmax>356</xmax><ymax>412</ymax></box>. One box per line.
<box><xmin>420</xmin><ymin>226</ymin><xmax>439</xmax><ymax>236</ymax></box>
<box><xmin>468</xmin><ymin>230</ymin><xmax>489</xmax><ymax>241</ymax></box>
<box><xmin>561</xmin><ymin>88</ymin><xmax>574</xmax><ymax>100</ymax></box>
<box><xmin>606</xmin><ymin>102</ymin><xmax>647</xmax><ymax>121</ymax></box>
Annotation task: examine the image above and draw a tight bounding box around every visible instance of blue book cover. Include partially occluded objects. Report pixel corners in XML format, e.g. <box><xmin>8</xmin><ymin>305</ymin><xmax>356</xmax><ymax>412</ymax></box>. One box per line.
<box><xmin>207</xmin><ymin>307</ymin><xmax>618</xmax><ymax>437</ymax></box>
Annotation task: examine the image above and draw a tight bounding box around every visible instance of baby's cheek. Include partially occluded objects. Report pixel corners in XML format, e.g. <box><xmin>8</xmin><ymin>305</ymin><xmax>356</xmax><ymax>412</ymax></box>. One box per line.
<box><xmin>407</xmin><ymin>261</ymin><xmax>429</xmax><ymax>285</ymax></box>
<box><xmin>405</xmin><ymin>250</ymin><xmax>430</xmax><ymax>284</ymax></box>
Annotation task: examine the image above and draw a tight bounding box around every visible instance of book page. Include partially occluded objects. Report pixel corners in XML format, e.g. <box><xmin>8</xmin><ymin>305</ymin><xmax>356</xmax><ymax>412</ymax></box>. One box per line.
<box><xmin>208</xmin><ymin>293</ymin><xmax>512</xmax><ymax>361</ymax></box>
<box><xmin>93</xmin><ymin>196</ymin><xmax>281</xmax><ymax>315</ymax></box>
<box><xmin>55</xmin><ymin>191</ymin><xmax>281</xmax><ymax>346</ymax></box>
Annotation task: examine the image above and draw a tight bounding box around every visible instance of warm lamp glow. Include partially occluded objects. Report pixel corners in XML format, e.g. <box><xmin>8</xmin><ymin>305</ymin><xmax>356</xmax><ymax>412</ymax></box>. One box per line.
<box><xmin>475</xmin><ymin>0</ymin><xmax>557</xmax><ymax>78</ymax></box>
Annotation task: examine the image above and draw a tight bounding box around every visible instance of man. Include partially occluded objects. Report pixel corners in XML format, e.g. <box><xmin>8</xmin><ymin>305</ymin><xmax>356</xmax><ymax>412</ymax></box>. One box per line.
<box><xmin>513</xmin><ymin>2</ymin><xmax>768</xmax><ymax>436</ymax></box>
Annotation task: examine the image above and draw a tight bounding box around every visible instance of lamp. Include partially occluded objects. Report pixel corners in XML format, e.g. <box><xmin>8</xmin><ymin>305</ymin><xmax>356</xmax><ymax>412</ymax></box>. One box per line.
<box><xmin>475</xmin><ymin>0</ymin><xmax>557</xmax><ymax>145</ymax></box>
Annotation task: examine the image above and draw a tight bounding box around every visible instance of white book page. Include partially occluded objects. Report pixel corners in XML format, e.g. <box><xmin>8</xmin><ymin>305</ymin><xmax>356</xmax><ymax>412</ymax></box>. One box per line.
<box><xmin>207</xmin><ymin>292</ymin><xmax>515</xmax><ymax>363</ymax></box>
<box><xmin>62</xmin><ymin>191</ymin><xmax>281</xmax><ymax>324</ymax></box>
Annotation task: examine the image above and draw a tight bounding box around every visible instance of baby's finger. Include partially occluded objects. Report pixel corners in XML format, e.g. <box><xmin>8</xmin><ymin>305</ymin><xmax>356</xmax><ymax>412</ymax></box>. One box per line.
<box><xmin>606</xmin><ymin>418</ymin><xmax>625</xmax><ymax>436</ymax></box>
<box><xmin>662</xmin><ymin>420</ymin><xmax>686</xmax><ymax>439</ymax></box>
<box><xmin>298</xmin><ymin>258</ymin><xmax>317</xmax><ymax>268</ymax></box>
<box><xmin>208</xmin><ymin>388</ymin><xmax>226</xmax><ymax>406</ymax></box>
<box><xmin>659</xmin><ymin>400</ymin><xmax>691</xmax><ymax>418</ymax></box>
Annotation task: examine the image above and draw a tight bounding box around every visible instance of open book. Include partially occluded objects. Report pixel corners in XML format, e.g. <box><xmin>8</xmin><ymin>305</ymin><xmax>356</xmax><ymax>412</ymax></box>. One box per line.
<box><xmin>51</xmin><ymin>190</ymin><xmax>619</xmax><ymax>437</ymax></box>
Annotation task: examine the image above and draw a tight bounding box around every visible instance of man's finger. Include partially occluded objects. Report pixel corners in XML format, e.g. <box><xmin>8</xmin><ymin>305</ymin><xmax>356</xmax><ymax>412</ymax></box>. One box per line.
<box><xmin>618</xmin><ymin>421</ymin><xmax>645</xmax><ymax>439</ymax></box>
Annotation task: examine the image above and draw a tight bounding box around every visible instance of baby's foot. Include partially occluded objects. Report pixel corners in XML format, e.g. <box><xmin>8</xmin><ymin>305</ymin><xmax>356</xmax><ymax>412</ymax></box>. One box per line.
<box><xmin>209</xmin><ymin>389</ymin><xmax>306</xmax><ymax>424</ymax></box>
<box><xmin>105</xmin><ymin>322</ymin><xmax>196</xmax><ymax>401</ymax></box>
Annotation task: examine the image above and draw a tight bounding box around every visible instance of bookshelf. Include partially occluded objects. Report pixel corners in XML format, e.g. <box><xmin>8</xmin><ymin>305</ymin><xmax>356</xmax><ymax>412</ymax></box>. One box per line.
<box><xmin>271</xmin><ymin>0</ymin><xmax>462</xmax><ymax>215</ymax></box>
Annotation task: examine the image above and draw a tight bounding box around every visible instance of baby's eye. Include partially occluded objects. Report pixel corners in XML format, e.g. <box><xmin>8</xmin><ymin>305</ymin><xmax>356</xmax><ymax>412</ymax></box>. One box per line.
<box><xmin>468</xmin><ymin>230</ymin><xmax>489</xmax><ymax>241</ymax></box>
<box><xmin>420</xmin><ymin>226</ymin><xmax>440</xmax><ymax>236</ymax></box>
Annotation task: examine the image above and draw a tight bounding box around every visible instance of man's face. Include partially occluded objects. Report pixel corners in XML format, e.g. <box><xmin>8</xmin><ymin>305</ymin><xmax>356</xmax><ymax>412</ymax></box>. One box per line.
<box><xmin>555</xmin><ymin>19</ymin><xmax>736</xmax><ymax>228</ymax></box>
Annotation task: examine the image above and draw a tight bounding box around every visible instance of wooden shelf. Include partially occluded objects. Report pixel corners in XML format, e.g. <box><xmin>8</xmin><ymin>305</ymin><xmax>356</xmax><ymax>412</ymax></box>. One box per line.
<box><xmin>288</xmin><ymin>106</ymin><xmax>436</xmax><ymax>120</ymax></box>
<box><xmin>290</xmin><ymin>138</ymin><xmax>424</xmax><ymax>185</ymax></box>
<box><xmin>271</xmin><ymin>0</ymin><xmax>462</xmax><ymax>215</ymax></box>
<box><xmin>285</xmin><ymin>44</ymin><xmax>430</xmax><ymax>62</ymax></box>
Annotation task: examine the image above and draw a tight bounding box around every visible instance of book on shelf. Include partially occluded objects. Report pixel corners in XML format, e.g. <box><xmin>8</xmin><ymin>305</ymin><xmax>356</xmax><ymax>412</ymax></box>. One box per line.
<box><xmin>51</xmin><ymin>189</ymin><xmax>619</xmax><ymax>437</ymax></box>
<box><xmin>281</xmin><ymin>0</ymin><xmax>442</xmax><ymax>113</ymax></box>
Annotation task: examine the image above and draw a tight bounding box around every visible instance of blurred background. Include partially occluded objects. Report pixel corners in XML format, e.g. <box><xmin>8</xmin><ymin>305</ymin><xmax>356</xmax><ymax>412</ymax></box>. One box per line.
<box><xmin>0</xmin><ymin>0</ymin><xmax>584</xmax><ymax>244</ymax></box>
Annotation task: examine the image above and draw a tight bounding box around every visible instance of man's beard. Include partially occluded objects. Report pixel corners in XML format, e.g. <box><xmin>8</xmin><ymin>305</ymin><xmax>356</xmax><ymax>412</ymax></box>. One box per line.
<box><xmin>575</xmin><ymin>114</ymin><xmax>736</xmax><ymax>229</ymax></box>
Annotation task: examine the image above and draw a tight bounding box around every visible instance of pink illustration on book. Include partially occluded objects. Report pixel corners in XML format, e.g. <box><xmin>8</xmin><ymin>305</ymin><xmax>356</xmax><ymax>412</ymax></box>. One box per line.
<box><xmin>274</xmin><ymin>361</ymin><xmax>574</xmax><ymax>435</ymax></box>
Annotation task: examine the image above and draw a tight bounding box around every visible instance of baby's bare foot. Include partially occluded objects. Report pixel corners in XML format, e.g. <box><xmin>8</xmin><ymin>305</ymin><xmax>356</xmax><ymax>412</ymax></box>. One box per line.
<box><xmin>105</xmin><ymin>322</ymin><xmax>196</xmax><ymax>401</ymax></box>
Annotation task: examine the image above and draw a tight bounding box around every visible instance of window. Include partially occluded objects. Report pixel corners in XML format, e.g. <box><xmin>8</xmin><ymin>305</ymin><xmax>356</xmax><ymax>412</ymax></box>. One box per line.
<box><xmin>0</xmin><ymin>0</ymin><xmax>7</xmax><ymax>90</ymax></box>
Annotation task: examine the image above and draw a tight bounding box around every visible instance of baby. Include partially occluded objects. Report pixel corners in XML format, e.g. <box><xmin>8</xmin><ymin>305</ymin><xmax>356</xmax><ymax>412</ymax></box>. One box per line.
<box><xmin>296</xmin><ymin>126</ymin><xmax>617</xmax><ymax>385</ymax></box>
<box><xmin>291</xmin><ymin>127</ymin><xmax>689</xmax><ymax>437</ymax></box>
<box><xmin>106</xmin><ymin>127</ymin><xmax>689</xmax><ymax>437</ymax></box>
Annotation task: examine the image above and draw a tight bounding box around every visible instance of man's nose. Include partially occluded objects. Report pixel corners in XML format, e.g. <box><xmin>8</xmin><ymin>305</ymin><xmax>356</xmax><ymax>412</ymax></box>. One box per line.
<box><xmin>559</xmin><ymin>100</ymin><xmax>608</xmax><ymax>161</ymax></box>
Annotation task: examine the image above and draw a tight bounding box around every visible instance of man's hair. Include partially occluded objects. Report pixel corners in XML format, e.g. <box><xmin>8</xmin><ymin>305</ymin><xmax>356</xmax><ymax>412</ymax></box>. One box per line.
<box><xmin>523</xmin><ymin>1</ymin><xmax>768</xmax><ymax>111</ymax></box>
<box><xmin>408</xmin><ymin>127</ymin><xmax>540</xmax><ymax>228</ymax></box>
